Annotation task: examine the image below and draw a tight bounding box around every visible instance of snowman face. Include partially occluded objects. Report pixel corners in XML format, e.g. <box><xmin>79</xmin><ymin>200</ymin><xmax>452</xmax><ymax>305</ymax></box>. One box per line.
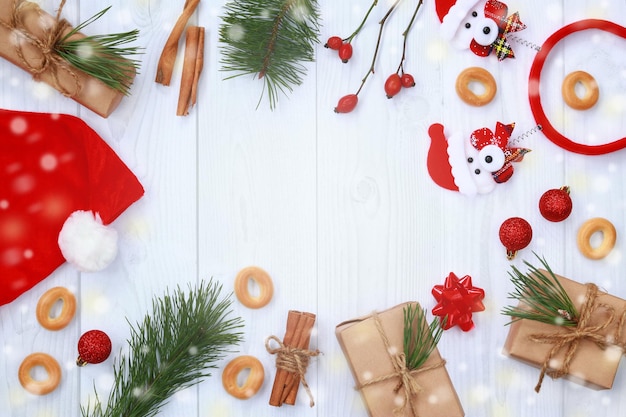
<box><xmin>463</xmin><ymin>138</ymin><xmax>497</xmax><ymax>195</ymax></box>
<box><xmin>452</xmin><ymin>0</ymin><xmax>499</xmax><ymax>49</ymax></box>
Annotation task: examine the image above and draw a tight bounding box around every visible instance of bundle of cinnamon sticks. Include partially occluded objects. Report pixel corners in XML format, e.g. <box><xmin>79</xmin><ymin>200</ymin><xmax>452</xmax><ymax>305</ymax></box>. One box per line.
<box><xmin>269</xmin><ymin>310</ymin><xmax>317</xmax><ymax>407</ymax></box>
<box><xmin>155</xmin><ymin>0</ymin><xmax>204</xmax><ymax>116</ymax></box>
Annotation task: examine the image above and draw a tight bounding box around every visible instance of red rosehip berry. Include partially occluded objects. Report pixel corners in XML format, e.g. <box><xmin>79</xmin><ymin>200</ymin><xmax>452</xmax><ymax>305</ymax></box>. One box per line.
<box><xmin>499</xmin><ymin>217</ymin><xmax>533</xmax><ymax>260</ymax></box>
<box><xmin>334</xmin><ymin>94</ymin><xmax>358</xmax><ymax>113</ymax></box>
<box><xmin>384</xmin><ymin>73</ymin><xmax>402</xmax><ymax>99</ymax></box>
<box><xmin>401</xmin><ymin>73</ymin><xmax>416</xmax><ymax>88</ymax></box>
<box><xmin>325</xmin><ymin>36</ymin><xmax>343</xmax><ymax>50</ymax></box>
<box><xmin>539</xmin><ymin>186</ymin><xmax>572</xmax><ymax>222</ymax></box>
<box><xmin>76</xmin><ymin>329</ymin><xmax>112</xmax><ymax>366</ymax></box>
<box><xmin>338</xmin><ymin>43</ymin><xmax>353</xmax><ymax>63</ymax></box>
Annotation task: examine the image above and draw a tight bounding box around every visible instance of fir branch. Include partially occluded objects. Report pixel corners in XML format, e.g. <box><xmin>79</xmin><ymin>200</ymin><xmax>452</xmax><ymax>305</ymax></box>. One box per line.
<box><xmin>57</xmin><ymin>6</ymin><xmax>142</xmax><ymax>95</ymax></box>
<box><xmin>219</xmin><ymin>0</ymin><xmax>321</xmax><ymax>110</ymax></box>
<box><xmin>501</xmin><ymin>254</ymin><xmax>579</xmax><ymax>327</ymax></box>
<box><xmin>81</xmin><ymin>280</ymin><xmax>244</xmax><ymax>417</ymax></box>
<box><xmin>403</xmin><ymin>304</ymin><xmax>444</xmax><ymax>371</ymax></box>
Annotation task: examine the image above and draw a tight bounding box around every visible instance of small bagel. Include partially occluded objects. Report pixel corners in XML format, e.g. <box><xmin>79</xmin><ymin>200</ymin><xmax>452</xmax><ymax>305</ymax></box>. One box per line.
<box><xmin>455</xmin><ymin>67</ymin><xmax>497</xmax><ymax>106</ymax></box>
<box><xmin>18</xmin><ymin>353</ymin><xmax>62</xmax><ymax>395</ymax></box>
<box><xmin>36</xmin><ymin>287</ymin><xmax>77</xmax><ymax>331</ymax></box>
<box><xmin>577</xmin><ymin>217</ymin><xmax>616</xmax><ymax>260</ymax></box>
<box><xmin>234</xmin><ymin>266</ymin><xmax>274</xmax><ymax>309</ymax></box>
<box><xmin>222</xmin><ymin>355</ymin><xmax>265</xmax><ymax>399</ymax></box>
<box><xmin>562</xmin><ymin>71</ymin><xmax>599</xmax><ymax>110</ymax></box>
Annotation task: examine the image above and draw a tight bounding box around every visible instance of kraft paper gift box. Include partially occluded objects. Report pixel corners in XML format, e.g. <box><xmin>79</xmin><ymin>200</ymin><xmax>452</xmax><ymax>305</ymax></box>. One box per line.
<box><xmin>503</xmin><ymin>270</ymin><xmax>626</xmax><ymax>391</ymax></box>
<box><xmin>0</xmin><ymin>0</ymin><xmax>135</xmax><ymax>117</ymax></box>
<box><xmin>336</xmin><ymin>302</ymin><xmax>464</xmax><ymax>417</ymax></box>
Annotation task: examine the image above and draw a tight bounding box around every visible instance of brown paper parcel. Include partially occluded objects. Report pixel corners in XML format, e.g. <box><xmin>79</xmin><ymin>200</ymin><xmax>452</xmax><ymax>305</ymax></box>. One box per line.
<box><xmin>0</xmin><ymin>0</ymin><xmax>134</xmax><ymax>117</ymax></box>
<box><xmin>503</xmin><ymin>270</ymin><xmax>626</xmax><ymax>390</ymax></box>
<box><xmin>336</xmin><ymin>302</ymin><xmax>464</xmax><ymax>417</ymax></box>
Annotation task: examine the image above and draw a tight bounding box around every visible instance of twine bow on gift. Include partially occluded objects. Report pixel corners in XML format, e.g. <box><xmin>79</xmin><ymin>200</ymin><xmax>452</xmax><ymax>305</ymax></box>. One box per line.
<box><xmin>530</xmin><ymin>283</ymin><xmax>626</xmax><ymax>392</ymax></box>
<box><xmin>265</xmin><ymin>335</ymin><xmax>320</xmax><ymax>407</ymax></box>
<box><xmin>0</xmin><ymin>0</ymin><xmax>80</xmax><ymax>96</ymax></box>
<box><xmin>356</xmin><ymin>312</ymin><xmax>446</xmax><ymax>417</ymax></box>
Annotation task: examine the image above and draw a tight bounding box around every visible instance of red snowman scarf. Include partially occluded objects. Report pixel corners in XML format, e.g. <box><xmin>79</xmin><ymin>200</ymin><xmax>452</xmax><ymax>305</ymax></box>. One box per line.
<box><xmin>0</xmin><ymin>109</ymin><xmax>144</xmax><ymax>306</ymax></box>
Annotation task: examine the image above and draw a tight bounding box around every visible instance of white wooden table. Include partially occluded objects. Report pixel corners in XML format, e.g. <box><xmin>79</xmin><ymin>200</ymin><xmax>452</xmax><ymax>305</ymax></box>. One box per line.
<box><xmin>2</xmin><ymin>0</ymin><xmax>626</xmax><ymax>416</ymax></box>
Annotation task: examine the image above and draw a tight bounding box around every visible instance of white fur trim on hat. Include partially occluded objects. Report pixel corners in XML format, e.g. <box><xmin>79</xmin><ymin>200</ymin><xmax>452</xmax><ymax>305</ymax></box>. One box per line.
<box><xmin>440</xmin><ymin>0</ymin><xmax>483</xmax><ymax>40</ymax></box>
<box><xmin>447</xmin><ymin>131</ymin><xmax>477</xmax><ymax>196</ymax></box>
<box><xmin>58</xmin><ymin>210</ymin><xmax>118</xmax><ymax>272</ymax></box>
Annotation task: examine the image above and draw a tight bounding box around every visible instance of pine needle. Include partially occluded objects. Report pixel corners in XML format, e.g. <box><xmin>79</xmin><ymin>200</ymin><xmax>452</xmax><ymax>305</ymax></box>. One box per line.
<box><xmin>81</xmin><ymin>280</ymin><xmax>244</xmax><ymax>417</ymax></box>
<box><xmin>501</xmin><ymin>254</ymin><xmax>579</xmax><ymax>327</ymax></box>
<box><xmin>219</xmin><ymin>0</ymin><xmax>321</xmax><ymax>110</ymax></box>
<box><xmin>56</xmin><ymin>6</ymin><xmax>142</xmax><ymax>95</ymax></box>
<box><xmin>403</xmin><ymin>304</ymin><xmax>444</xmax><ymax>371</ymax></box>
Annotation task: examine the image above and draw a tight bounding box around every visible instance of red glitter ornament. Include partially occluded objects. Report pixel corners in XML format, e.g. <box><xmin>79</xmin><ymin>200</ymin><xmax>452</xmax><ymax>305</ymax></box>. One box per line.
<box><xmin>77</xmin><ymin>330</ymin><xmax>112</xmax><ymax>366</ymax></box>
<box><xmin>499</xmin><ymin>217</ymin><xmax>533</xmax><ymax>260</ymax></box>
<box><xmin>432</xmin><ymin>272</ymin><xmax>485</xmax><ymax>332</ymax></box>
<box><xmin>539</xmin><ymin>186</ymin><xmax>572</xmax><ymax>222</ymax></box>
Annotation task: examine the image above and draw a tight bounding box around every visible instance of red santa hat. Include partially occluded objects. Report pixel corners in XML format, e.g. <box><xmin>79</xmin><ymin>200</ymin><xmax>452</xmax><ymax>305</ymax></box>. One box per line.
<box><xmin>427</xmin><ymin>123</ymin><xmax>479</xmax><ymax>196</ymax></box>
<box><xmin>436</xmin><ymin>0</ymin><xmax>485</xmax><ymax>40</ymax></box>
<box><xmin>0</xmin><ymin>109</ymin><xmax>144</xmax><ymax>306</ymax></box>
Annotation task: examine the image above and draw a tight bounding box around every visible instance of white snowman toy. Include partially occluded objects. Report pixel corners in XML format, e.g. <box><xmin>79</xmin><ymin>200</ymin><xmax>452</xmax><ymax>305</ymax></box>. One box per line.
<box><xmin>435</xmin><ymin>0</ymin><xmax>526</xmax><ymax>60</ymax></box>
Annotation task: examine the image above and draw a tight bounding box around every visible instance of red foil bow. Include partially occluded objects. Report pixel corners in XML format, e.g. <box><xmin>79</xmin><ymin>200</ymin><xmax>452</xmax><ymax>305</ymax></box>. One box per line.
<box><xmin>432</xmin><ymin>272</ymin><xmax>486</xmax><ymax>331</ymax></box>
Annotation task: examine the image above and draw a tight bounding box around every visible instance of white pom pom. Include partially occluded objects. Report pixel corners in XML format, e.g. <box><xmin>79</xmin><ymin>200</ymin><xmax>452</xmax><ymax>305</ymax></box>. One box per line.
<box><xmin>58</xmin><ymin>210</ymin><xmax>118</xmax><ymax>272</ymax></box>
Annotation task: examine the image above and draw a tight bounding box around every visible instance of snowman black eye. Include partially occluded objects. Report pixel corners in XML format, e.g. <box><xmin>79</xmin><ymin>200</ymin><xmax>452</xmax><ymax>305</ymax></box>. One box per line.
<box><xmin>465</xmin><ymin>22</ymin><xmax>471</xmax><ymax>29</ymax></box>
<box><xmin>474</xmin><ymin>169</ymin><xmax>481</xmax><ymax>175</ymax></box>
<box><xmin>485</xmin><ymin>155</ymin><xmax>493</xmax><ymax>163</ymax></box>
<box><xmin>472</xmin><ymin>11</ymin><xmax>478</xmax><ymax>17</ymax></box>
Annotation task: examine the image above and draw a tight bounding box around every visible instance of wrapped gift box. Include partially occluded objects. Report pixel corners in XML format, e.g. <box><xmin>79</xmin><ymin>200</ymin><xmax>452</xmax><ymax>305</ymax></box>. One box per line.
<box><xmin>0</xmin><ymin>0</ymin><xmax>134</xmax><ymax>117</ymax></box>
<box><xmin>503</xmin><ymin>269</ymin><xmax>626</xmax><ymax>390</ymax></box>
<box><xmin>336</xmin><ymin>302</ymin><xmax>464</xmax><ymax>417</ymax></box>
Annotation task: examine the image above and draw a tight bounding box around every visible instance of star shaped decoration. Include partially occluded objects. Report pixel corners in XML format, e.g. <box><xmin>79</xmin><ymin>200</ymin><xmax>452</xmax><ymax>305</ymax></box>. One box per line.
<box><xmin>431</xmin><ymin>273</ymin><xmax>486</xmax><ymax>331</ymax></box>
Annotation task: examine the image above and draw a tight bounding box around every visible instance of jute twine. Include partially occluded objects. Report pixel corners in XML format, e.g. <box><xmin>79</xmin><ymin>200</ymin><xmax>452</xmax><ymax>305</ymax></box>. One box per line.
<box><xmin>0</xmin><ymin>0</ymin><xmax>80</xmax><ymax>96</ymax></box>
<box><xmin>529</xmin><ymin>283</ymin><xmax>626</xmax><ymax>392</ymax></box>
<box><xmin>265</xmin><ymin>335</ymin><xmax>320</xmax><ymax>407</ymax></box>
<box><xmin>355</xmin><ymin>312</ymin><xmax>446</xmax><ymax>417</ymax></box>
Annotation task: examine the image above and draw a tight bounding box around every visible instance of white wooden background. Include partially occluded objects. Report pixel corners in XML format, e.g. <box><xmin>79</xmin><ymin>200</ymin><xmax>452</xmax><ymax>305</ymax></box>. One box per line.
<box><xmin>1</xmin><ymin>0</ymin><xmax>626</xmax><ymax>416</ymax></box>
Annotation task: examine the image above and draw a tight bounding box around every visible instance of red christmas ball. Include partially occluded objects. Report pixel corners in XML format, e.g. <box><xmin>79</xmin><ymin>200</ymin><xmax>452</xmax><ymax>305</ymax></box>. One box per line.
<box><xmin>77</xmin><ymin>330</ymin><xmax>112</xmax><ymax>366</ymax></box>
<box><xmin>499</xmin><ymin>217</ymin><xmax>533</xmax><ymax>260</ymax></box>
<box><xmin>539</xmin><ymin>186</ymin><xmax>572</xmax><ymax>222</ymax></box>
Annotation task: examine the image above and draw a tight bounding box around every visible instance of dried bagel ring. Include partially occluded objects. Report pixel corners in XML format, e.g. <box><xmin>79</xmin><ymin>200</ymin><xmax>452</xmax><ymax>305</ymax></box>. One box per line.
<box><xmin>222</xmin><ymin>355</ymin><xmax>265</xmax><ymax>399</ymax></box>
<box><xmin>36</xmin><ymin>286</ymin><xmax>77</xmax><ymax>331</ymax></box>
<box><xmin>234</xmin><ymin>266</ymin><xmax>274</xmax><ymax>309</ymax></box>
<box><xmin>18</xmin><ymin>353</ymin><xmax>62</xmax><ymax>395</ymax></box>
<box><xmin>455</xmin><ymin>67</ymin><xmax>497</xmax><ymax>106</ymax></box>
<box><xmin>577</xmin><ymin>217</ymin><xmax>616</xmax><ymax>260</ymax></box>
<box><xmin>561</xmin><ymin>71</ymin><xmax>599</xmax><ymax>110</ymax></box>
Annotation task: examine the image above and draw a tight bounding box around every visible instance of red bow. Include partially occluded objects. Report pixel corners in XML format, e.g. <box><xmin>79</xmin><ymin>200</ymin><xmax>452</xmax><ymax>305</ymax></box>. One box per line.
<box><xmin>471</xmin><ymin>0</ymin><xmax>527</xmax><ymax>60</ymax></box>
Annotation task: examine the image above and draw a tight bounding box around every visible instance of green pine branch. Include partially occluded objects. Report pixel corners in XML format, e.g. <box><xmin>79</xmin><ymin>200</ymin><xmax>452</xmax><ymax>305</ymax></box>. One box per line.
<box><xmin>57</xmin><ymin>6</ymin><xmax>142</xmax><ymax>95</ymax></box>
<box><xmin>403</xmin><ymin>304</ymin><xmax>444</xmax><ymax>371</ymax></box>
<box><xmin>219</xmin><ymin>0</ymin><xmax>321</xmax><ymax>110</ymax></box>
<box><xmin>81</xmin><ymin>280</ymin><xmax>244</xmax><ymax>417</ymax></box>
<box><xmin>501</xmin><ymin>254</ymin><xmax>579</xmax><ymax>327</ymax></box>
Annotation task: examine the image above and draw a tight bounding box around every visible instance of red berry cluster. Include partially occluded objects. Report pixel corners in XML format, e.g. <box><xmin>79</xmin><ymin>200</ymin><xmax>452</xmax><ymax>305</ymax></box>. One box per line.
<box><xmin>330</xmin><ymin>0</ymin><xmax>425</xmax><ymax>113</ymax></box>
<box><xmin>324</xmin><ymin>36</ymin><xmax>353</xmax><ymax>63</ymax></box>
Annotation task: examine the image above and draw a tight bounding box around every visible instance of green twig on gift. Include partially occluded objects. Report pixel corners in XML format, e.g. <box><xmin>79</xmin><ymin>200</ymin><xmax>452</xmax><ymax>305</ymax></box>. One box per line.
<box><xmin>81</xmin><ymin>280</ymin><xmax>244</xmax><ymax>417</ymax></box>
<box><xmin>56</xmin><ymin>6</ymin><xmax>141</xmax><ymax>95</ymax></box>
<box><xmin>501</xmin><ymin>254</ymin><xmax>579</xmax><ymax>327</ymax></box>
<box><xmin>219</xmin><ymin>0</ymin><xmax>321</xmax><ymax>110</ymax></box>
<box><xmin>403</xmin><ymin>304</ymin><xmax>444</xmax><ymax>371</ymax></box>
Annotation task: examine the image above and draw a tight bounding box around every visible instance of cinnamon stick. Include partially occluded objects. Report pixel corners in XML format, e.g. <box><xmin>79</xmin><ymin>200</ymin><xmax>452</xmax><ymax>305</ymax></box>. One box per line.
<box><xmin>269</xmin><ymin>310</ymin><xmax>316</xmax><ymax>406</ymax></box>
<box><xmin>269</xmin><ymin>310</ymin><xmax>302</xmax><ymax>406</ymax></box>
<box><xmin>155</xmin><ymin>0</ymin><xmax>201</xmax><ymax>86</ymax></box>
<box><xmin>281</xmin><ymin>312</ymin><xmax>316</xmax><ymax>405</ymax></box>
<box><xmin>176</xmin><ymin>26</ymin><xmax>204</xmax><ymax>116</ymax></box>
